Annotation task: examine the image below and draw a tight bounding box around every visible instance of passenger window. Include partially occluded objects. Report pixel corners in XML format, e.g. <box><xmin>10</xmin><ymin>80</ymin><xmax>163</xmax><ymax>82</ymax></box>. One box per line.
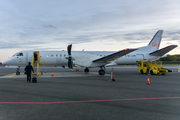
<box><xmin>51</xmin><ymin>54</ymin><xmax>53</xmax><ymax>57</ymax></box>
<box><xmin>64</xmin><ymin>54</ymin><xmax>66</xmax><ymax>57</ymax></box>
<box><xmin>55</xmin><ymin>54</ymin><xmax>58</xmax><ymax>57</ymax></box>
<box><xmin>47</xmin><ymin>54</ymin><xmax>49</xmax><ymax>57</ymax></box>
<box><xmin>60</xmin><ymin>54</ymin><xmax>62</xmax><ymax>57</ymax></box>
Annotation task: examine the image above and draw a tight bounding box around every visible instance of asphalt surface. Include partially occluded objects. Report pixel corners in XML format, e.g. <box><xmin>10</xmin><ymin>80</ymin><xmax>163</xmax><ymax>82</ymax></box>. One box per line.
<box><xmin>0</xmin><ymin>65</ymin><xmax>180</xmax><ymax>120</ymax></box>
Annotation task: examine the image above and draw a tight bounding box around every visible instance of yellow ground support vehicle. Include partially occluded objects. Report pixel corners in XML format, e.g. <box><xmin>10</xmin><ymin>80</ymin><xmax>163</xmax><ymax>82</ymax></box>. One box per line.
<box><xmin>137</xmin><ymin>60</ymin><xmax>172</xmax><ymax>75</ymax></box>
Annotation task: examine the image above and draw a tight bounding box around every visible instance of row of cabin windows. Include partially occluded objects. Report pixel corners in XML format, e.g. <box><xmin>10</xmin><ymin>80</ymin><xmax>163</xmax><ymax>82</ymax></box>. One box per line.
<box><xmin>99</xmin><ymin>55</ymin><xmax>106</xmax><ymax>57</ymax></box>
<box><xmin>47</xmin><ymin>54</ymin><xmax>65</xmax><ymax>57</ymax></box>
<box><xmin>47</xmin><ymin>54</ymin><xmax>107</xmax><ymax>57</ymax></box>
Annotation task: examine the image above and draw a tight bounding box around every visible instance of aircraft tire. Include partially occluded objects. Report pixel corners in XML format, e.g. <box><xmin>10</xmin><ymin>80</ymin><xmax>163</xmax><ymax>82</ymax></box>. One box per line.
<box><xmin>84</xmin><ymin>68</ymin><xmax>89</xmax><ymax>73</ymax></box>
<box><xmin>99</xmin><ymin>70</ymin><xmax>105</xmax><ymax>75</ymax></box>
<box><xmin>141</xmin><ymin>70</ymin><xmax>143</xmax><ymax>74</ymax></box>
<box><xmin>16</xmin><ymin>72</ymin><xmax>20</xmax><ymax>75</ymax></box>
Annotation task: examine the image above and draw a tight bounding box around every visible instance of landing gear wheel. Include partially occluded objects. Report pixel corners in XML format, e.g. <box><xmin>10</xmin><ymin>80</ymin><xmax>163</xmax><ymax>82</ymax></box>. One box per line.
<box><xmin>112</xmin><ymin>79</ymin><xmax>115</xmax><ymax>82</ymax></box>
<box><xmin>84</xmin><ymin>68</ymin><xmax>89</xmax><ymax>73</ymax></box>
<box><xmin>99</xmin><ymin>70</ymin><xmax>105</xmax><ymax>75</ymax></box>
<box><xmin>16</xmin><ymin>72</ymin><xmax>20</xmax><ymax>75</ymax></box>
<box><xmin>150</xmin><ymin>70</ymin><xmax>154</xmax><ymax>75</ymax></box>
<box><xmin>140</xmin><ymin>70</ymin><xmax>143</xmax><ymax>74</ymax></box>
<box><xmin>16</xmin><ymin>68</ymin><xmax>20</xmax><ymax>75</ymax></box>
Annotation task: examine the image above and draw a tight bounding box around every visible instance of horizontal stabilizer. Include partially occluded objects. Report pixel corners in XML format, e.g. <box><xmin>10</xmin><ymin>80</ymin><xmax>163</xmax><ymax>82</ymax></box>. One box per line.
<box><xmin>149</xmin><ymin>45</ymin><xmax>178</xmax><ymax>56</ymax></box>
<box><xmin>93</xmin><ymin>49</ymin><xmax>137</xmax><ymax>63</ymax></box>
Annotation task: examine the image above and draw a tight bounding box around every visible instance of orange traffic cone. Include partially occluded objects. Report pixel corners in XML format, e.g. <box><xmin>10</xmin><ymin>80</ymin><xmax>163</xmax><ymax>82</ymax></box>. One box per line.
<box><xmin>51</xmin><ymin>72</ymin><xmax>54</xmax><ymax>76</ymax></box>
<box><xmin>147</xmin><ymin>77</ymin><xmax>150</xmax><ymax>85</ymax></box>
<box><xmin>45</xmin><ymin>70</ymin><xmax>46</xmax><ymax>73</ymax></box>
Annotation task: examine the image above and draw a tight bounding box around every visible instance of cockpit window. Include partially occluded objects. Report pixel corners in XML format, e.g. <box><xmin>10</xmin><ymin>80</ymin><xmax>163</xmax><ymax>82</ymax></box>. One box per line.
<box><xmin>13</xmin><ymin>53</ymin><xmax>17</xmax><ymax>57</ymax></box>
<box><xmin>13</xmin><ymin>53</ymin><xmax>23</xmax><ymax>57</ymax></box>
<box><xmin>17</xmin><ymin>53</ymin><xmax>23</xmax><ymax>56</ymax></box>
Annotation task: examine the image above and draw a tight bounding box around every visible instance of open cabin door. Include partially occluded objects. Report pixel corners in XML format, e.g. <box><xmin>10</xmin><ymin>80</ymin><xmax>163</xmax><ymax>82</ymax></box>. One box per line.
<box><xmin>33</xmin><ymin>51</ymin><xmax>41</xmax><ymax>75</ymax></box>
<box><xmin>34</xmin><ymin>52</ymin><xmax>39</xmax><ymax>63</ymax></box>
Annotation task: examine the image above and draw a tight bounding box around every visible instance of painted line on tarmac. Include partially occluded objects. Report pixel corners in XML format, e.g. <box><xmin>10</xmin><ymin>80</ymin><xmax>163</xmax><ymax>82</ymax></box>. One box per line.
<box><xmin>0</xmin><ymin>96</ymin><xmax>180</xmax><ymax>104</ymax></box>
<box><xmin>0</xmin><ymin>73</ymin><xmax>11</xmax><ymax>75</ymax></box>
<box><xmin>9</xmin><ymin>74</ymin><xmax>16</xmax><ymax>77</ymax></box>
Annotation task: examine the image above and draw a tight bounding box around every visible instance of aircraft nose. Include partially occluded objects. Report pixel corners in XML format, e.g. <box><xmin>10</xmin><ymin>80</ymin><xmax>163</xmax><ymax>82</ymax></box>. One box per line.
<box><xmin>2</xmin><ymin>59</ymin><xmax>12</xmax><ymax>65</ymax></box>
<box><xmin>2</xmin><ymin>60</ymin><xmax>7</xmax><ymax>65</ymax></box>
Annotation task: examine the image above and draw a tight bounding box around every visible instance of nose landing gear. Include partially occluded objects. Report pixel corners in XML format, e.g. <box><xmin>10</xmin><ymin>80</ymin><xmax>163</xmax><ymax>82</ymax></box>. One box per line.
<box><xmin>16</xmin><ymin>67</ymin><xmax>20</xmax><ymax>75</ymax></box>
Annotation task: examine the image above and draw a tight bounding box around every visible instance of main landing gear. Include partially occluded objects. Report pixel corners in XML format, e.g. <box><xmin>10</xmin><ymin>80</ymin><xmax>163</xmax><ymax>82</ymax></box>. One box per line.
<box><xmin>99</xmin><ymin>69</ymin><xmax>105</xmax><ymax>75</ymax></box>
<box><xmin>99</xmin><ymin>67</ymin><xmax>105</xmax><ymax>75</ymax></box>
<box><xmin>84</xmin><ymin>68</ymin><xmax>89</xmax><ymax>72</ymax></box>
<box><xmin>84</xmin><ymin>67</ymin><xmax>106</xmax><ymax>75</ymax></box>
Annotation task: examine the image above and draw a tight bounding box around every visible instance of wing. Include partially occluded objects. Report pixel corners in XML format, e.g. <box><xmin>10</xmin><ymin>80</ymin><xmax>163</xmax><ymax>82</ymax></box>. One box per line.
<box><xmin>93</xmin><ymin>49</ymin><xmax>137</xmax><ymax>63</ymax></box>
<box><xmin>149</xmin><ymin>45</ymin><xmax>178</xmax><ymax>56</ymax></box>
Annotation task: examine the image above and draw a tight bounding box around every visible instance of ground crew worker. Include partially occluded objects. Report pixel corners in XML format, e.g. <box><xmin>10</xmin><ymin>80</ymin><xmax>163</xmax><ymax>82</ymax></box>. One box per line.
<box><xmin>25</xmin><ymin>62</ymin><xmax>34</xmax><ymax>82</ymax></box>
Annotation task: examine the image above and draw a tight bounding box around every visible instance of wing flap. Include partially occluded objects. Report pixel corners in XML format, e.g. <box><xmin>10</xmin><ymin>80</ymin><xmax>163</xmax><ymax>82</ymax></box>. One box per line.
<box><xmin>149</xmin><ymin>45</ymin><xmax>178</xmax><ymax>56</ymax></box>
<box><xmin>93</xmin><ymin>49</ymin><xmax>137</xmax><ymax>63</ymax></box>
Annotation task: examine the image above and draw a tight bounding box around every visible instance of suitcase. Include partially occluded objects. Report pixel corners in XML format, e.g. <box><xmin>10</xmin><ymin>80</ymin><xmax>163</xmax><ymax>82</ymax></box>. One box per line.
<box><xmin>32</xmin><ymin>77</ymin><xmax>37</xmax><ymax>83</ymax></box>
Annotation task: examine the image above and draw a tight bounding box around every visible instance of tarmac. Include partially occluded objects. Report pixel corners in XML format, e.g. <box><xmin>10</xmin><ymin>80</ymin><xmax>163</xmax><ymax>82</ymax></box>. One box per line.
<box><xmin>0</xmin><ymin>65</ymin><xmax>180</xmax><ymax>120</ymax></box>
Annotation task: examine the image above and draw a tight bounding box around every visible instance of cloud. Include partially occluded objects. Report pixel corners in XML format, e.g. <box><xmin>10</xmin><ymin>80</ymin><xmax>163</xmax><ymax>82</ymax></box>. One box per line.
<box><xmin>43</xmin><ymin>24</ymin><xmax>57</xmax><ymax>29</ymax></box>
<box><xmin>0</xmin><ymin>0</ymin><xmax>180</xmax><ymax>53</ymax></box>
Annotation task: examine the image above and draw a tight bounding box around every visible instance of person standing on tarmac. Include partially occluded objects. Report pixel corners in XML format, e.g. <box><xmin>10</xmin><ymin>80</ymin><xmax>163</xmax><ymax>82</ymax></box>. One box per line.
<box><xmin>25</xmin><ymin>62</ymin><xmax>34</xmax><ymax>82</ymax></box>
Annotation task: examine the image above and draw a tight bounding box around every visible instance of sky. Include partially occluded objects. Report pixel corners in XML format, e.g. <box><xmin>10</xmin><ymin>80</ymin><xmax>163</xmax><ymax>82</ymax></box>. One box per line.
<box><xmin>0</xmin><ymin>0</ymin><xmax>180</xmax><ymax>62</ymax></box>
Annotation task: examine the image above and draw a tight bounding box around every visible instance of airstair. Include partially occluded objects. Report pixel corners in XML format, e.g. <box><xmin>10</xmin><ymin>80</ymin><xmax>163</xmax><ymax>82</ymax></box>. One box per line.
<box><xmin>31</xmin><ymin>53</ymin><xmax>41</xmax><ymax>75</ymax></box>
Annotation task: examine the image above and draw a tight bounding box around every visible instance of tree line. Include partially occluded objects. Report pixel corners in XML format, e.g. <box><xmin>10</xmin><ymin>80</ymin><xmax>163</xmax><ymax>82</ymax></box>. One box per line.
<box><xmin>160</xmin><ymin>54</ymin><xmax>180</xmax><ymax>61</ymax></box>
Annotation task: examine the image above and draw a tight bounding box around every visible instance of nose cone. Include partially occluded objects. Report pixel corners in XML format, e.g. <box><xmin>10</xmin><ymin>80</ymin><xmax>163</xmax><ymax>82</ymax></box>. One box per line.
<box><xmin>2</xmin><ymin>58</ymin><xmax>12</xmax><ymax>65</ymax></box>
<box><xmin>2</xmin><ymin>60</ymin><xmax>7</xmax><ymax>65</ymax></box>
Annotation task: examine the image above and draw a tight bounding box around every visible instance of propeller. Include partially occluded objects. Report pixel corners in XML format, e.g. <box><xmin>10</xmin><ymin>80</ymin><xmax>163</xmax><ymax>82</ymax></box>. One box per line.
<box><xmin>67</xmin><ymin>44</ymin><xmax>73</xmax><ymax>70</ymax></box>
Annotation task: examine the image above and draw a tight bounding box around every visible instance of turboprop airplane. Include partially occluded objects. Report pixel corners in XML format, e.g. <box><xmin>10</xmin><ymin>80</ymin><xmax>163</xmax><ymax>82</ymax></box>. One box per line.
<box><xmin>2</xmin><ymin>30</ymin><xmax>177</xmax><ymax>75</ymax></box>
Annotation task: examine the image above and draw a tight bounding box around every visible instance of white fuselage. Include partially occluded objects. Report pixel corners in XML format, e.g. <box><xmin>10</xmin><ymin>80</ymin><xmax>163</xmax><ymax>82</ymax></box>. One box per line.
<box><xmin>3</xmin><ymin>30</ymin><xmax>167</xmax><ymax>68</ymax></box>
<box><xmin>2</xmin><ymin>50</ymin><xmax>158</xmax><ymax>67</ymax></box>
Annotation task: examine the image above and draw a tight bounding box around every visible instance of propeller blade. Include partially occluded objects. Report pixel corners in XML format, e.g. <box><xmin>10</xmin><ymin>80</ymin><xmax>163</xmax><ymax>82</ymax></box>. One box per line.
<box><xmin>67</xmin><ymin>44</ymin><xmax>73</xmax><ymax>69</ymax></box>
<box><xmin>68</xmin><ymin>59</ymin><xmax>73</xmax><ymax>69</ymax></box>
<box><xmin>67</xmin><ymin>44</ymin><xmax>72</xmax><ymax>56</ymax></box>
